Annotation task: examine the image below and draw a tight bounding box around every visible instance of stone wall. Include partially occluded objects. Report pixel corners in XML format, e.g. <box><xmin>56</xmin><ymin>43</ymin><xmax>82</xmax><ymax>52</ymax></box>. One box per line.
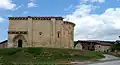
<box><xmin>75</xmin><ymin>40</ymin><xmax>112</xmax><ymax>52</ymax></box>
<box><xmin>74</xmin><ymin>43</ymin><xmax>82</xmax><ymax>50</ymax></box>
<box><xmin>0</xmin><ymin>40</ymin><xmax>8</xmax><ymax>48</ymax></box>
<box><xmin>95</xmin><ymin>45</ymin><xmax>111</xmax><ymax>52</ymax></box>
<box><xmin>8</xmin><ymin>16</ymin><xmax>75</xmax><ymax>49</ymax></box>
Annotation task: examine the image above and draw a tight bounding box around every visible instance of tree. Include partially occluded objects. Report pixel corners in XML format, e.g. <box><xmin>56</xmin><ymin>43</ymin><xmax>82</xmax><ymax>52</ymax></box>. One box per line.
<box><xmin>111</xmin><ymin>40</ymin><xmax>120</xmax><ymax>51</ymax></box>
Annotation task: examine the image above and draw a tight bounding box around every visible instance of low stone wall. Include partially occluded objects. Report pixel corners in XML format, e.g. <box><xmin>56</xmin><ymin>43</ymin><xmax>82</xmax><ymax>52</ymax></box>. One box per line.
<box><xmin>0</xmin><ymin>40</ymin><xmax>8</xmax><ymax>48</ymax></box>
<box><xmin>0</xmin><ymin>43</ymin><xmax>7</xmax><ymax>48</ymax></box>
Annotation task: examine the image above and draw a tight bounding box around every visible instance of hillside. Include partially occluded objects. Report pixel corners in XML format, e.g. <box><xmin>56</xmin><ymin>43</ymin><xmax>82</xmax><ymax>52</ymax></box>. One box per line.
<box><xmin>0</xmin><ymin>47</ymin><xmax>104</xmax><ymax>64</ymax></box>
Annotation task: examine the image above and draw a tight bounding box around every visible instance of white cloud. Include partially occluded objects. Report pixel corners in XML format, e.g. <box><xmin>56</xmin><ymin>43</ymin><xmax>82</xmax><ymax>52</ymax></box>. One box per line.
<box><xmin>7</xmin><ymin>15</ymin><xmax>13</xmax><ymax>17</ymax></box>
<box><xmin>0</xmin><ymin>0</ymin><xmax>16</xmax><ymax>10</ymax></box>
<box><xmin>30</xmin><ymin>0</ymin><xmax>35</xmax><ymax>2</ymax></box>
<box><xmin>65</xmin><ymin>3</ymin><xmax>120</xmax><ymax>41</ymax></box>
<box><xmin>23</xmin><ymin>11</ymin><xmax>28</xmax><ymax>14</ymax></box>
<box><xmin>11</xmin><ymin>4</ymin><xmax>24</xmax><ymax>11</ymax></box>
<box><xmin>0</xmin><ymin>17</ymin><xmax>5</xmax><ymax>23</ymax></box>
<box><xmin>81</xmin><ymin>0</ymin><xmax>105</xmax><ymax>3</ymax></box>
<box><xmin>28</xmin><ymin>2</ymin><xmax>37</xmax><ymax>8</ymax></box>
<box><xmin>64</xmin><ymin>5</ymin><xmax>73</xmax><ymax>11</ymax></box>
<box><xmin>28</xmin><ymin>0</ymin><xmax>37</xmax><ymax>8</ymax></box>
<box><xmin>117</xmin><ymin>0</ymin><xmax>120</xmax><ymax>2</ymax></box>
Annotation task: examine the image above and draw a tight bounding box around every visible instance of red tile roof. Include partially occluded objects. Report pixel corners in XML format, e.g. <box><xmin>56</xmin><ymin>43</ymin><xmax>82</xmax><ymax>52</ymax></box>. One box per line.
<box><xmin>0</xmin><ymin>40</ymin><xmax>8</xmax><ymax>44</ymax></box>
<box><xmin>77</xmin><ymin>40</ymin><xmax>113</xmax><ymax>46</ymax></box>
<box><xmin>96</xmin><ymin>42</ymin><xmax>112</xmax><ymax>46</ymax></box>
<box><xmin>64</xmin><ymin>21</ymin><xmax>75</xmax><ymax>26</ymax></box>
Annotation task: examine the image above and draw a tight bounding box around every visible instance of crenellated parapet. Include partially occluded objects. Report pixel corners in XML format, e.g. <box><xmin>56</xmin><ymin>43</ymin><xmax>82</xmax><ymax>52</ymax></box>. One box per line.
<box><xmin>8</xmin><ymin>17</ymin><xmax>28</xmax><ymax>20</ymax></box>
<box><xmin>64</xmin><ymin>21</ymin><xmax>75</xmax><ymax>27</ymax></box>
<box><xmin>32</xmin><ymin>16</ymin><xmax>63</xmax><ymax>20</ymax></box>
<box><xmin>8</xmin><ymin>31</ymin><xmax>28</xmax><ymax>34</ymax></box>
<box><xmin>9</xmin><ymin>16</ymin><xmax>63</xmax><ymax>20</ymax></box>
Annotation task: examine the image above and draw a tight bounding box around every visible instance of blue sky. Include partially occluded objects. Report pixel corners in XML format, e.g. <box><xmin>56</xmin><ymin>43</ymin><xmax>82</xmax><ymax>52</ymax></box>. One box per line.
<box><xmin>0</xmin><ymin>0</ymin><xmax>79</xmax><ymax>17</ymax></box>
<box><xmin>0</xmin><ymin>0</ymin><xmax>120</xmax><ymax>42</ymax></box>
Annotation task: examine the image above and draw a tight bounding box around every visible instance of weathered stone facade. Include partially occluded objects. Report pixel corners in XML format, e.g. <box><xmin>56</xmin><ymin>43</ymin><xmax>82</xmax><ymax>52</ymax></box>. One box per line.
<box><xmin>95</xmin><ymin>43</ymin><xmax>112</xmax><ymax>52</ymax></box>
<box><xmin>76</xmin><ymin>40</ymin><xmax>96</xmax><ymax>51</ymax></box>
<box><xmin>74</xmin><ymin>43</ymin><xmax>82</xmax><ymax>50</ymax></box>
<box><xmin>75</xmin><ymin>40</ymin><xmax>113</xmax><ymax>52</ymax></box>
<box><xmin>8</xmin><ymin>16</ymin><xmax>75</xmax><ymax>48</ymax></box>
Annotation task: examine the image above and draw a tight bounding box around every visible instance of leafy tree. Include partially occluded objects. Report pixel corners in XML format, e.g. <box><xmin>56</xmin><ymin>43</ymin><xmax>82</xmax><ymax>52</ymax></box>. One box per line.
<box><xmin>111</xmin><ymin>40</ymin><xmax>120</xmax><ymax>51</ymax></box>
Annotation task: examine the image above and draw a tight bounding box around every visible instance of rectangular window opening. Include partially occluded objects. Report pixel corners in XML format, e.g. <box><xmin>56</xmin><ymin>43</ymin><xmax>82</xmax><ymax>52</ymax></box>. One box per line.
<box><xmin>58</xmin><ymin>31</ymin><xmax>60</xmax><ymax>38</ymax></box>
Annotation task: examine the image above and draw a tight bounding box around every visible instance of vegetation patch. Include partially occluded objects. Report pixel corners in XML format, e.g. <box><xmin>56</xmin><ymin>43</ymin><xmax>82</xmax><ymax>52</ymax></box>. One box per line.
<box><xmin>0</xmin><ymin>47</ymin><xmax>104</xmax><ymax>64</ymax></box>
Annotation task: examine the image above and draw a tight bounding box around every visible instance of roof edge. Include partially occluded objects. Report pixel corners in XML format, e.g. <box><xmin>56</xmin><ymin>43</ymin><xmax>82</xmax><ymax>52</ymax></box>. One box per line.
<box><xmin>0</xmin><ymin>40</ymin><xmax>8</xmax><ymax>44</ymax></box>
<box><xmin>64</xmin><ymin>21</ymin><xmax>75</xmax><ymax>26</ymax></box>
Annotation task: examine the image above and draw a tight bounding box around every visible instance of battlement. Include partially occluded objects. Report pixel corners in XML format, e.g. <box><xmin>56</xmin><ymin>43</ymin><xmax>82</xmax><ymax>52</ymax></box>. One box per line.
<box><xmin>8</xmin><ymin>16</ymin><xmax>63</xmax><ymax>20</ymax></box>
<box><xmin>64</xmin><ymin>21</ymin><xmax>75</xmax><ymax>27</ymax></box>
<box><xmin>8</xmin><ymin>31</ymin><xmax>28</xmax><ymax>34</ymax></box>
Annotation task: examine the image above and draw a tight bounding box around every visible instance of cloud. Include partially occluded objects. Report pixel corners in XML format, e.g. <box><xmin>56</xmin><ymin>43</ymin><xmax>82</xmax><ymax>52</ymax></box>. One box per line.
<box><xmin>117</xmin><ymin>0</ymin><xmax>120</xmax><ymax>1</ymax></box>
<box><xmin>64</xmin><ymin>5</ymin><xmax>74</xmax><ymax>11</ymax></box>
<box><xmin>81</xmin><ymin>0</ymin><xmax>105</xmax><ymax>3</ymax></box>
<box><xmin>30</xmin><ymin>0</ymin><xmax>35</xmax><ymax>2</ymax></box>
<box><xmin>11</xmin><ymin>4</ymin><xmax>24</xmax><ymax>11</ymax></box>
<box><xmin>23</xmin><ymin>12</ymin><xmax>28</xmax><ymax>14</ymax></box>
<box><xmin>7</xmin><ymin>15</ymin><xmax>13</xmax><ymax>17</ymax></box>
<box><xmin>0</xmin><ymin>17</ymin><xmax>6</xmax><ymax>23</ymax></box>
<box><xmin>28</xmin><ymin>2</ymin><xmax>37</xmax><ymax>8</ymax></box>
<box><xmin>0</xmin><ymin>0</ymin><xmax>16</xmax><ymax>10</ymax></box>
<box><xmin>65</xmin><ymin>2</ymin><xmax>120</xmax><ymax>41</ymax></box>
<box><xmin>28</xmin><ymin>0</ymin><xmax>37</xmax><ymax>8</ymax></box>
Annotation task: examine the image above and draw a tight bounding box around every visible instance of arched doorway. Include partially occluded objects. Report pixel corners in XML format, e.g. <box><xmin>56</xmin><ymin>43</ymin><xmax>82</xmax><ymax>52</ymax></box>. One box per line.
<box><xmin>13</xmin><ymin>34</ymin><xmax>27</xmax><ymax>48</ymax></box>
<box><xmin>18</xmin><ymin>39</ymin><xmax>22</xmax><ymax>48</ymax></box>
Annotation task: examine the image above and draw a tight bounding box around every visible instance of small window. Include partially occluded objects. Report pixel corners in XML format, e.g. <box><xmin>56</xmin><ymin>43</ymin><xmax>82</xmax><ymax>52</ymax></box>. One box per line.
<box><xmin>82</xmin><ymin>46</ymin><xmax>84</xmax><ymax>49</ymax></box>
<box><xmin>99</xmin><ymin>46</ymin><xmax>100</xmax><ymax>48</ymax></box>
<box><xmin>39</xmin><ymin>32</ymin><xmax>42</xmax><ymax>35</ymax></box>
<box><xmin>58</xmin><ymin>31</ymin><xmax>60</xmax><ymax>38</ymax></box>
<box><xmin>88</xmin><ymin>46</ymin><xmax>90</xmax><ymax>50</ymax></box>
<box><xmin>88</xmin><ymin>43</ymin><xmax>90</xmax><ymax>45</ymax></box>
<box><xmin>71</xmin><ymin>32</ymin><xmax>73</xmax><ymax>40</ymax></box>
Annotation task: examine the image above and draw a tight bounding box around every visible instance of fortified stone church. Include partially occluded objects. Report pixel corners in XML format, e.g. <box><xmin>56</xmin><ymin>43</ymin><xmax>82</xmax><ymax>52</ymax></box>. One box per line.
<box><xmin>7</xmin><ymin>16</ymin><xmax>75</xmax><ymax>48</ymax></box>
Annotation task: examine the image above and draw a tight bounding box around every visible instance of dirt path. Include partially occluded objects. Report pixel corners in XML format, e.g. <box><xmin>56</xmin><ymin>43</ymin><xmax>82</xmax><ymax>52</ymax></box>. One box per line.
<box><xmin>72</xmin><ymin>54</ymin><xmax>120</xmax><ymax>65</ymax></box>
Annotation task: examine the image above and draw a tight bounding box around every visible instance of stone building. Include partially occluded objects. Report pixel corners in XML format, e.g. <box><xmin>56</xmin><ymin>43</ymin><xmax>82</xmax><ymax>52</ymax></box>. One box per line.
<box><xmin>95</xmin><ymin>42</ymin><xmax>112</xmax><ymax>52</ymax></box>
<box><xmin>76</xmin><ymin>40</ymin><xmax>96</xmax><ymax>51</ymax></box>
<box><xmin>0</xmin><ymin>40</ymin><xmax>8</xmax><ymax>48</ymax></box>
<box><xmin>74</xmin><ymin>43</ymin><xmax>82</xmax><ymax>50</ymax></box>
<box><xmin>8</xmin><ymin>16</ymin><xmax>75</xmax><ymax>48</ymax></box>
<box><xmin>75</xmin><ymin>40</ymin><xmax>114</xmax><ymax>52</ymax></box>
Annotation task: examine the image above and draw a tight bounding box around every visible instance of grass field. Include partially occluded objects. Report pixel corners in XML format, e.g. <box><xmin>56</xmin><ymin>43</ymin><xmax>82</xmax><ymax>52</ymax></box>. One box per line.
<box><xmin>0</xmin><ymin>47</ymin><xmax>104</xmax><ymax>64</ymax></box>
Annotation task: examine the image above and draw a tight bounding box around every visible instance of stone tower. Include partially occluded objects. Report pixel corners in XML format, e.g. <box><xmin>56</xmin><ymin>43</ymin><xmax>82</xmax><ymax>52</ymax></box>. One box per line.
<box><xmin>8</xmin><ymin>16</ymin><xmax>75</xmax><ymax>49</ymax></box>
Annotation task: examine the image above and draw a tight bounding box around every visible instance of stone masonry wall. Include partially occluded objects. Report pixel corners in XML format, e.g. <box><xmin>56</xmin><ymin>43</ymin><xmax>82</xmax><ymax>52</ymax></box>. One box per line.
<box><xmin>8</xmin><ymin>16</ymin><xmax>75</xmax><ymax>49</ymax></box>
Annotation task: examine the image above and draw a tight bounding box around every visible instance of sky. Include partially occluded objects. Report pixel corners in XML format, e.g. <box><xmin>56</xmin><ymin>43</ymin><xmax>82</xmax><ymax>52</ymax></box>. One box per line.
<box><xmin>0</xmin><ymin>0</ymin><xmax>120</xmax><ymax>42</ymax></box>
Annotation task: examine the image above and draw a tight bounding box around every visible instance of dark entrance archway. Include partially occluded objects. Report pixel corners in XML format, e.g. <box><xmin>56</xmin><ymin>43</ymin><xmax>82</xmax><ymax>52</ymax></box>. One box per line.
<box><xmin>13</xmin><ymin>34</ymin><xmax>27</xmax><ymax>48</ymax></box>
<box><xmin>18</xmin><ymin>39</ymin><xmax>22</xmax><ymax>48</ymax></box>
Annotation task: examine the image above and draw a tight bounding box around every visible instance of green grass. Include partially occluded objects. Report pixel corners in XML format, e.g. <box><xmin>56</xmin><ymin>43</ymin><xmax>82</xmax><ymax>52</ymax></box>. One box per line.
<box><xmin>0</xmin><ymin>47</ymin><xmax>104</xmax><ymax>64</ymax></box>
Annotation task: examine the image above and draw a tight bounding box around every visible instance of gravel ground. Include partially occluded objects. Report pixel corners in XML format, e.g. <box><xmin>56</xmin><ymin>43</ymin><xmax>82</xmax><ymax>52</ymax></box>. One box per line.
<box><xmin>72</xmin><ymin>54</ymin><xmax>120</xmax><ymax>65</ymax></box>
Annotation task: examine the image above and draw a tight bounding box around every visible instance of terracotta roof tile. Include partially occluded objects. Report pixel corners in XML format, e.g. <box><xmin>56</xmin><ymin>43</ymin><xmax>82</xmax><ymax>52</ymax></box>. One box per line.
<box><xmin>77</xmin><ymin>40</ymin><xmax>113</xmax><ymax>46</ymax></box>
<box><xmin>0</xmin><ymin>40</ymin><xmax>8</xmax><ymax>44</ymax></box>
